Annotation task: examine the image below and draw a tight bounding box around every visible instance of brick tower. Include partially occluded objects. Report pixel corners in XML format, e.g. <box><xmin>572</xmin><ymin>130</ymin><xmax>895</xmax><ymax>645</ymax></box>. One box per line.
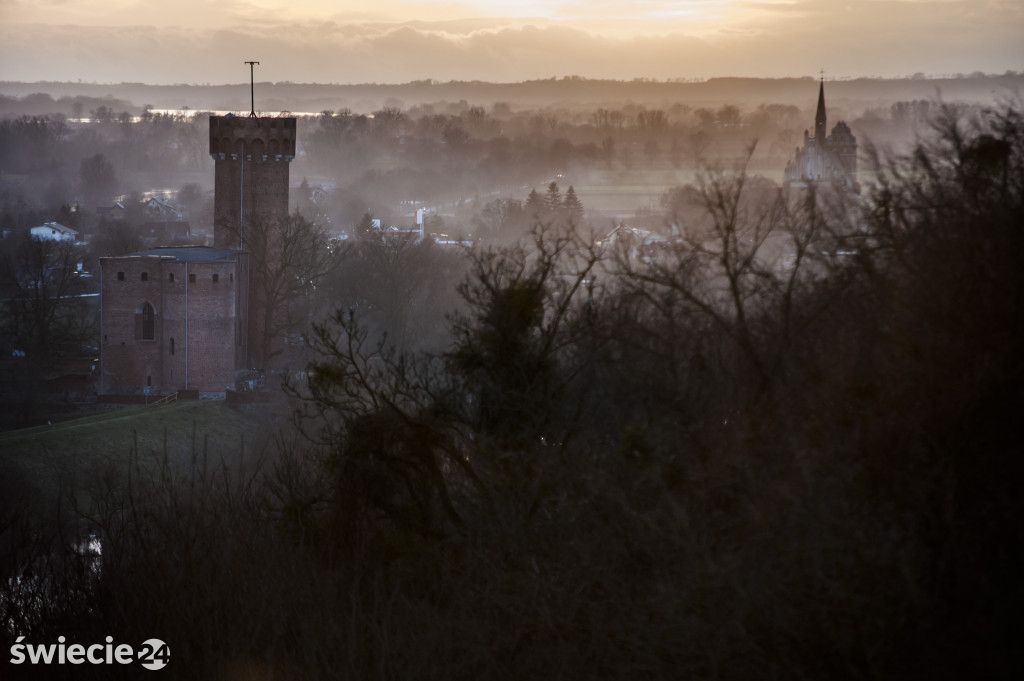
<box><xmin>208</xmin><ymin>111</ymin><xmax>296</xmax><ymax>369</ymax></box>
<box><xmin>209</xmin><ymin>115</ymin><xmax>296</xmax><ymax>249</ymax></box>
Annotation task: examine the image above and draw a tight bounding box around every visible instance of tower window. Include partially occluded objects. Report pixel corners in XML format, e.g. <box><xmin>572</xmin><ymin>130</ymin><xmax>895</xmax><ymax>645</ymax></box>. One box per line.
<box><xmin>169</xmin><ymin>273</ymin><xmax>175</xmax><ymax>282</ymax></box>
<box><xmin>170</xmin><ymin>337</ymin><xmax>175</xmax><ymax>355</ymax></box>
<box><xmin>213</xmin><ymin>274</ymin><xmax>219</xmax><ymax>284</ymax></box>
<box><xmin>229</xmin><ymin>272</ymin><xmax>234</xmax><ymax>283</ymax></box>
<box><xmin>189</xmin><ymin>273</ymin><xmax>196</xmax><ymax>283</ymax></box>
<box><xmin>141</xmin><ymin>272</ymin><xmax>148</xmax><ymax>281</ymax></box>
<box><xmin>141</xmin><ymin>302</ymin><xmax>155</xmax><ymax>340</ymax></box>
<box><xmin>117</xmin><ymin>271</ymin><xmax>125</xmax><ymax>281</ymax></box>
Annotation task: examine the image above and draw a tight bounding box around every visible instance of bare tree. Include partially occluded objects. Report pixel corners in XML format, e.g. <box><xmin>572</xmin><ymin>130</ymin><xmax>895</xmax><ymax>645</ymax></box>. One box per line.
<box><xmin>78</xmin><ymin>153</ymin><xmax>117</xmax><ymax>206</ymax></box>
<box><xmin>0</xmin><ymin>233</ymin><xmax>95</xmax><ymax>426</ymax></box>
<box><xmin>614</xmin><ymin>145</ymin><xmax>851</xmax><ymax>401</ymax></box>
<box><xmin>447</xmin><ymin>223</ymin><xmax>600</xmax><ymax>447</ymax></box>
<box><xmin>325</xmin><ymin>235</ymin><xmax>466</xmax><ymax>351</ymax></box>
<box><xmin>224</xmin><ymin>212</ymin><xmax>341</xmax><ymax>369</ymax></box>
<box><xmin>0</xmin><ymin>232</ymin><xmax>94</xmax><ymax>360</ymax></box>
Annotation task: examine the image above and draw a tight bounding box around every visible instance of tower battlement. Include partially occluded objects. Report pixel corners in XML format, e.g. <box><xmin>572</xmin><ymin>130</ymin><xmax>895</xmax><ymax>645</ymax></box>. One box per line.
<box><xmin>209</xmin><ymin>115</ymin><xmax>295</xmax><ymax>251</ymax></box>
<box><xmin>209</xmin><ymin>115</ymin><xmax>296</xmax><ymax>162</ymax></box>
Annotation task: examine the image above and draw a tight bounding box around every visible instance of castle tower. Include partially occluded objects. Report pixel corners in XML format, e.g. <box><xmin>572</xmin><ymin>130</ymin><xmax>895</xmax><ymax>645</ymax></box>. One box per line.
<box><xmin>98</xmin><ymin>67</ymin><xmax>297</xmax><ymax>397</ymax></box>
<box><xmin>814</xmin><ymin>77</ymin><xmax>827</xmax><ymax>142</ymax></box>
<box><xmin>209</xmin><ymin>115</ymin><xmax>296</xmax><ymax>249</ymax></box>
<box><xmin>208</xmin><ymin>115</ymin><xmax>295</xmax><ymax>369</ymax></box>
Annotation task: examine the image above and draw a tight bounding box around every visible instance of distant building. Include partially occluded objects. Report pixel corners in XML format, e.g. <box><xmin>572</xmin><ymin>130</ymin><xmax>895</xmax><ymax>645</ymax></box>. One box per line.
<box><xmin>597</xmin><ymin>223</ymin><xmax>667</xmax><ymax>262</ymax></box>
<box><xmin>96</xmin><ymin>202</ymin><xmax>127</xmax><ymax>222</ymax></box>
<box><xmin>30</xmin><ymin>222</ymin><xmax>79</xmax><ymax>242</ymax></box>
<box><xmin>141</xmin><ymin>197</ymin><xmax>183</xmax><ymax>221</ymax></box>
<box><xmin>783</xmin><ymin>79</ymin><xmax>859</xmax><ymax>192</ymax></box>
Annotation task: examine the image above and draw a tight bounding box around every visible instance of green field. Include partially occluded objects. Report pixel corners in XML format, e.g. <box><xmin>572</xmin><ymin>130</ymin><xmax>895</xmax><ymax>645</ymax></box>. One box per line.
<box><xmin>2</xmin><ymin>400</ymin><xmax>270</xmax><ymax>459</ymax></box>
<box><xmin>0</xmin><ymin>399</ymin><xmax>290</xmax><ymax>513</ymax></box>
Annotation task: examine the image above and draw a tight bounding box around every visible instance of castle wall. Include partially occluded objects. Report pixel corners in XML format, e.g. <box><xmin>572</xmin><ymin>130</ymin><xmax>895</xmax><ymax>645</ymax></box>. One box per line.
<box><xmin>100</xmin><ymin>256</ymin><xmax>165</xmax><ymax>394</ymax></box>
<box><xmin>100</xmin><ymin>252</ymin><xmax>245</xmax><ymax>394</ymax></box>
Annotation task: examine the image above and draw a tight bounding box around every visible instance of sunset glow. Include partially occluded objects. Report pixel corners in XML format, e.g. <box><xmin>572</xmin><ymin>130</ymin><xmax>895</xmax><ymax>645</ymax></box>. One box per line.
<box><xmin>1</xmin><ymin>0</ymin><xmax>1021</xmax><ymax>83</ymax></box>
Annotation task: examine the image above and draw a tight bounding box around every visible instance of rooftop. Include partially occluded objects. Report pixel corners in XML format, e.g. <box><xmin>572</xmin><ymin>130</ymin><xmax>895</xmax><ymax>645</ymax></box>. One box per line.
<box><xmin>31</xmin><ymin>221</ymin><xmax>78</xmax><ymax>235</ymax></box>
<box><xmin>124</xmin><ymin>246</ymin><xmax>244</xmax><ymax>263</ymax></box>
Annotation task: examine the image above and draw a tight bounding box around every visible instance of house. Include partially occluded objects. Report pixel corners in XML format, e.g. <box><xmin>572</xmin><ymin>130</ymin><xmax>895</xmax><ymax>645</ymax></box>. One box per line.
<box><xmin>598</xmin><ymin>223</ymin><xmax>668</xmax><ymax>262</ymax></box>
<box><xmin>96</xmin><ymin>202</ymin><xmax>127</xmax><ymax>222</ymax></box>
<box><xmin>30</xmin><ymin>222</ymin><xmax>80</xmax><ymax>242</ymax></box>
<box><xmin>141</xmin><ymin>197</ymin><xmax>183</xmax><ymax>221</ymax></box>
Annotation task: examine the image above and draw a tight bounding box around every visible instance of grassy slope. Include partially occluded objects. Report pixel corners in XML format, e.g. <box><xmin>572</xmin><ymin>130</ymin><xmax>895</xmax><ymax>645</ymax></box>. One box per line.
<box><xmin>0</xmin><ymin>400</ymin><xmax>286</xmax><ymax>514</ymax></box>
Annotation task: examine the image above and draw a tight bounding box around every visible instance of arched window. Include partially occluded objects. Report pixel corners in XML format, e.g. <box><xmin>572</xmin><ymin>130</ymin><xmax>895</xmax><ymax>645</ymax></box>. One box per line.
<box><xmin>141</xmin><ymin>302</ymin><xmax>155</xmax><ymax>340</ymax></box>
<box><xmin>169</xmin><ymin>337</ymin><xmax>175</xmax><ymax>355</ymax></box>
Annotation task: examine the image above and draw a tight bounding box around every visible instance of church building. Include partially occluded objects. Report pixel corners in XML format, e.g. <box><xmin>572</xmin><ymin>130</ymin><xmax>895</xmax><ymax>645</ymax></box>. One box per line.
<box><xmin>783</xmin><ymin>79</ymin><xmax>859</xmax><ymax>192</ymax></box>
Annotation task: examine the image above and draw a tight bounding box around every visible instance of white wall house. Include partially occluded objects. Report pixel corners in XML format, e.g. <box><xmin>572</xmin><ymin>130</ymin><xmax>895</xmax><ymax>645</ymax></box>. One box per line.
<box><xmin>30</xmin><ymin>222</ymin><xmax>80</xmax><ymax>242</ymax></box>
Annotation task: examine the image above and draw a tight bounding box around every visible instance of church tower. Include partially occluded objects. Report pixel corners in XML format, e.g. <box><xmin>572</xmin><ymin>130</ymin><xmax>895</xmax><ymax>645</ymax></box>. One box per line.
<box><xmin>783</xmin><ymin>76</ymin><xmax>859</xmax><ymax>193</ymax></box>
<box><xmin>814</xmin><ymin>77</ymin><xmax>827</xmax><ymax>142</ymax></box>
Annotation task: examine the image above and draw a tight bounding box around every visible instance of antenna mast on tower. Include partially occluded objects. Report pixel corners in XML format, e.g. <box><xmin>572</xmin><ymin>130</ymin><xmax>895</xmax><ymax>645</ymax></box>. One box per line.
<box><xmin>245</xmin><ymin>61</ymin><xmax>260</xmax><ymax>118</ymax></box>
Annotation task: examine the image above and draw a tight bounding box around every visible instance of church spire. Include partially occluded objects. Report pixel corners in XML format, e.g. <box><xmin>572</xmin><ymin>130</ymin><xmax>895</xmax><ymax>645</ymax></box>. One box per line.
<box><xmin>814</xmin><ymin>74</ymin><xmax>827</xmax><ymax>142</ymax></box>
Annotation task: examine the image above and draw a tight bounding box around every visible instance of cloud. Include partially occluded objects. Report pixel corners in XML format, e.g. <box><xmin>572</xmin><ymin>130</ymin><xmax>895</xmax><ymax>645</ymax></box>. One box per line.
<box><xmin>1</xmin><ymin>5</ymin><xmax>1021</xmax><ymax>86</ymax></box>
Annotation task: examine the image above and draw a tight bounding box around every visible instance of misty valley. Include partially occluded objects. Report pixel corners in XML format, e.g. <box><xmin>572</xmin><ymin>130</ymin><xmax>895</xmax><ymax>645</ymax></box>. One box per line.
<box><xmin>1</xmin><ymin>75</ymin><xmax>1023</xmax><ymax>679</ymax></box>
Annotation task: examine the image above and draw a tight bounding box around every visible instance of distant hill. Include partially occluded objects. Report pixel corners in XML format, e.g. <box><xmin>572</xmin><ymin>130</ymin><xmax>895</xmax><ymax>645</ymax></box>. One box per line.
<box><xmin>2</xmin><ymin>74</ymin><xmax>1022</xmax><ymax>117</ymax></box>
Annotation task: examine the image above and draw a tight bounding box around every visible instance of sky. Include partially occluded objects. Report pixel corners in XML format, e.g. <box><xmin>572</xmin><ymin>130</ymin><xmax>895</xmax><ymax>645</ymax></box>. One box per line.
<box><xmin>0</xmin><ymin>0</ymin><xmax>1021</xmax><ymax>84</ymax></box>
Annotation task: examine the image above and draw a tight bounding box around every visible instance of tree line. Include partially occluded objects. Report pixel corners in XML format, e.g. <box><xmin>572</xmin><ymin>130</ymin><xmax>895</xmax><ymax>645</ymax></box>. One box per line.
<box><xmin>0</xmin><ymin>92</ymin><xmax>944</xmax><ymax>246</ymax></box>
